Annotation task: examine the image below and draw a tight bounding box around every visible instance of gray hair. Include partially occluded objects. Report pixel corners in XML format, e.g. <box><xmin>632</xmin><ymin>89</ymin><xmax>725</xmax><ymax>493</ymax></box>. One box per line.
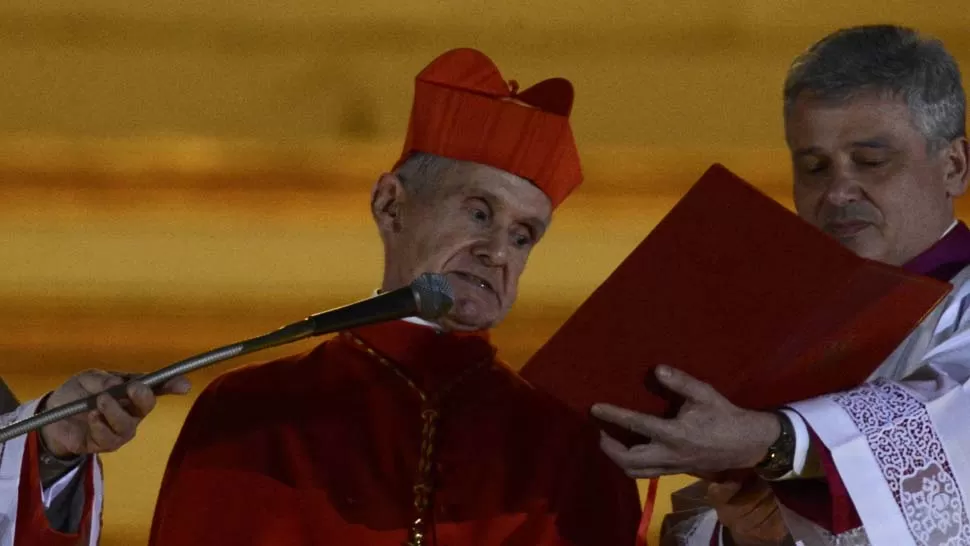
<box><xmin>783</xmin><ymin>25</ymin><xmax>966</xmax><ymax>148</ymax></box>
<box><xmin>394</xmin><ymin>152</ymin><xmax>532</xmax><ymax>196</ymax></box>
<box><xmin>393</xmin><ymin>152</ymin><xmax>460</xmax><ymax>197</ymax></box>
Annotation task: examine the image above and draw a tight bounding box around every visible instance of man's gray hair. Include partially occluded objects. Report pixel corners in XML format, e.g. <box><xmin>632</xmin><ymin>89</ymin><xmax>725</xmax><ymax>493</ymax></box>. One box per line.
<box><xmin>393</xmin><ymin>152</ymin><xmax>531</xmax><ymax>195</ymax></box>
<box><xmin>783</xmin><ymin>25</ymin><xmax>966</xmax><ymax>148</ymax></box>
<box><xmin>393</xmin><ymin>152</ymin><xmax>460</xmax><ymax>196</ymax></box>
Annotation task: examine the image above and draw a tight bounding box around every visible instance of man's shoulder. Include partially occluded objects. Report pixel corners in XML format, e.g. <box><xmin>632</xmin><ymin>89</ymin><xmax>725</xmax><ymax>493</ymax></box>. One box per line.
<box><xmin>176</xmin><ymin>340</ymin><xmax>341</xmax><ymax>442</ymax></box>
<box><xmin>197</xmin><ymin>339</ymin><xmax>335</xmax><ymax>405</ymax></box>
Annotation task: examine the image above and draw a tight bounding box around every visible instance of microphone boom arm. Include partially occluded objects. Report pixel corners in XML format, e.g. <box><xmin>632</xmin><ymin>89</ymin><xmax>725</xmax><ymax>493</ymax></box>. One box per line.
<box><xmin>0</xmin><ymin>319</ymin><xmax>318</xmax><ymax>445</ymax></box>
<box><xmin>0</xmin><ymin>272</ymin><xmax>453</xmax><ymax>446</ymax></box>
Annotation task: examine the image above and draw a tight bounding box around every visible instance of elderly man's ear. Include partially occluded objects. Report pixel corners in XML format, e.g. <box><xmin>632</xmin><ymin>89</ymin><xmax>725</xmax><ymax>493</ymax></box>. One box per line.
<box><xmin>371</xmin><ymin>173</ymin><xmax>408</xmax><ymax>232</ymax></box>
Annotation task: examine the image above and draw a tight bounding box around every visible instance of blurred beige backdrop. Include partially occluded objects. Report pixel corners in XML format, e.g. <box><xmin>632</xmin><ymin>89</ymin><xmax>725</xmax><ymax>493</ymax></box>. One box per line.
<box><xmin>3</xmin><ymin>1</ymin><xmax>970</xmax><ymax>544</ymax></box>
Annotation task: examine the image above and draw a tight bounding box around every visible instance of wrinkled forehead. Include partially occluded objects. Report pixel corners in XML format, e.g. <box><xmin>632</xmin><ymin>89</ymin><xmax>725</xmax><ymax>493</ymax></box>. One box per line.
<box><xmin>438</xmin><ymin>160</ymin><xmax>553</xmax><ymax>219</ymax></box>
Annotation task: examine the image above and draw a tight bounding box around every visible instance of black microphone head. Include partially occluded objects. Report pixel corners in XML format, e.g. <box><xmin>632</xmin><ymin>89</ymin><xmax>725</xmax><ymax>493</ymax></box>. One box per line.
<box><xmin>410</xmin><ymin>273</ymin><xmax>454</xmax><ymax>320</ymax></box>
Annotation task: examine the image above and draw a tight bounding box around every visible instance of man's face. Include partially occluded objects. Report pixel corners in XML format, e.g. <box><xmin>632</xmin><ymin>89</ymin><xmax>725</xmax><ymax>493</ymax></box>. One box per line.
<box><xmin>373</xmin><ymin>161</ymin><xmax>552</xmax><ymax>332</ymax></box>
<box><xmin>786</xmin><ymin>92</ymin><xmax>968</xmax><ymax>265</ymax></box>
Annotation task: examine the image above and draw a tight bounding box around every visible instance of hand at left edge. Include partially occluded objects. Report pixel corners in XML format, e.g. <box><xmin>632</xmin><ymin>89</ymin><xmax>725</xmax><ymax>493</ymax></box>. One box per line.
<box><xmin>591</xmin><ymin>365</ymin><xmax>781</xmax><ymax>479</ymax></box>
<box><xmin>39</xmin><ymin>370</ymin><xmax>191</xmax><ymax>459</ymax></box>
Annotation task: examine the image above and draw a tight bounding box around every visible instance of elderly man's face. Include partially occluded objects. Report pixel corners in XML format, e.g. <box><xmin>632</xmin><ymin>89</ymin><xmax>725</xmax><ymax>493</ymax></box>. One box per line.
<box><xmin>373</xmin><ymin>161</ymin><xmax>552</xmax><ymax>332</ymax></box>
<box><xmin>786</xmin><ymin>92</ymin><xmax>968</xmax><ymax>265</ymax></box>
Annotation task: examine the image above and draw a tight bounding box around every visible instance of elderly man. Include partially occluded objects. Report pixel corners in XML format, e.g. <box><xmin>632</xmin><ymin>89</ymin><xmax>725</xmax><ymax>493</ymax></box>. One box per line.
<box><xmin>593</xmin><ymin>25</ymin><xmax>970</xmax><ymax>546</ymax></box>
<box><xmin>148</xmin><ymin>48</ymin><xmax>641</xmax><ymax>546</ymax></box>
<box><xmin>1</xmin><ymin>372</ymin><xmax>189</xmax><ymax>546</ymax></box>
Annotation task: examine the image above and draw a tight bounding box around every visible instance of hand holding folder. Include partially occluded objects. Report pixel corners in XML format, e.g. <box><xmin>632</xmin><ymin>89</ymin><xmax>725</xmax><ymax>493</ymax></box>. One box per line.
<box><xmin>519</xmin><ymin>164</ymin><xmax>950</xmax><ymax>434</ymax></box>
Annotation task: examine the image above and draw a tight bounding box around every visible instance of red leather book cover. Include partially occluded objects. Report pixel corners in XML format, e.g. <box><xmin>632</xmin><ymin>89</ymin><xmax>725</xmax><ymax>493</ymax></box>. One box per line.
<box><xmin>519</xmin><ymin>164</ymin><xmax>950</xmax><ymax>425</ymax></box>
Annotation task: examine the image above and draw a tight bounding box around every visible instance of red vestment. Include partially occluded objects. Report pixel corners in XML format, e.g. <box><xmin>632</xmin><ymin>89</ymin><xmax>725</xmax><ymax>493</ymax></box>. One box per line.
<box><xmin>0</xmin><ymin>397</ymin><xmax>102</xmax><ymax>546</ymax></box>
<box><xmin>149</xmin><ymin>321</ymin><xmax>641</xmax><ymax>545</ymax></box>
<box><xmin>12</xmin><ymin>434</ymin><xmax>97</xmax><ymax>546</ymax></box>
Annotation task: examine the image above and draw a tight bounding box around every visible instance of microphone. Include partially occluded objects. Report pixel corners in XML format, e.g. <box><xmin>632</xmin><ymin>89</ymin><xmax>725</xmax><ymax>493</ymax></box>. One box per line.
<box><xmin>306</xmin><ymin>272</ymin><xmax>454</xmax><ymax>335</ymax></box>
<box><xmin>0</xmin><ymin>273</ymin><xmax>454</xmax><ymax>445</ymax></box>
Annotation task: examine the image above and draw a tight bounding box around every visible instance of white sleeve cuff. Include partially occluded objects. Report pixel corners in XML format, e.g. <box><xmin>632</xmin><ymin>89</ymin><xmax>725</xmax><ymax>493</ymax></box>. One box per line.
<box><xmin>41</xmin><ymin>463</ymin><xmax>82</xmax><ymax>508</ymax></box>
<box><xmin>764</xmin><ymin>408</ymin><xmax>810</xmax><ymax>481</ymax></box>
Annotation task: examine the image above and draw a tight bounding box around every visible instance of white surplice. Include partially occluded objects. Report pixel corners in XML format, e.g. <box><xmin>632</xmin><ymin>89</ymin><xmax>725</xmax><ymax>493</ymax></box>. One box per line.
<box><xmin>0</xmin><ymin>399</ymin><xmax>102</xmax><ymax>546</ymax></box>
<box><xmin>670</xmin><ymin>226</ymin><xmax>970</xmax><ymax>546</ymax></box>
<box><xmin>778</xmin><ymin>261</ymin><xmax>970</xmax><ymax>545</ymax></box>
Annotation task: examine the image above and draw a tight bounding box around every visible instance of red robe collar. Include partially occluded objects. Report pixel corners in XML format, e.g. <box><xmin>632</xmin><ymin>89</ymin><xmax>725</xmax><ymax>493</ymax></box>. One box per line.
<box><xmin>341</xmin><ymin>321</ymin><xmax>498</xmax><ymax>394</ymax></box>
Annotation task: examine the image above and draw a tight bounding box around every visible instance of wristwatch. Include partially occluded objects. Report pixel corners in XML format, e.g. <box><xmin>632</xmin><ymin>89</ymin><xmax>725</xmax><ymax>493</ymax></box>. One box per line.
<box><xmin>753</xmin><ymin>410</ymin><xmax>795</xmax><ymax>481</ymax></box>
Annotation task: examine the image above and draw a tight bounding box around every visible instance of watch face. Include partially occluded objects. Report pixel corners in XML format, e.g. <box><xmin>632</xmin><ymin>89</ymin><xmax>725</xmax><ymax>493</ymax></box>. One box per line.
<box><xmin>756</xmin><ymin>412</ymin><xmax>795</xmax><ymax>476</ymax></box>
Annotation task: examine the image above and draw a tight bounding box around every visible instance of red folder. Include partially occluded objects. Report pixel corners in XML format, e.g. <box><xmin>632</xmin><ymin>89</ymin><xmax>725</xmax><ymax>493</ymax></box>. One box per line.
<box><xmin>519</xmin><ymin>164</ymin><xmax>950</xmax><ymax>427</ymax></box>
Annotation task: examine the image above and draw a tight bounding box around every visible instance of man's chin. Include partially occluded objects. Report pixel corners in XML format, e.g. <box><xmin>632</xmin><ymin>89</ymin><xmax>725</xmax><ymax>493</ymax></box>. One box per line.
<box><xmin>437</xmin><ymin>313</ymin><xmax>498</xmax><ymax>333</ymax></box>
<box><xmin>843</xmin><ymin>241</ymin><xmax>890</xmax><ymax>263</ymax></box>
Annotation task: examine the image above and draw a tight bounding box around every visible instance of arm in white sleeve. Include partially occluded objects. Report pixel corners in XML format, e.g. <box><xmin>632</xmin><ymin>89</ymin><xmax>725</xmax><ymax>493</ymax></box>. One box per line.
<box><xmin>763</xmin><ymin>409</ymin><xmax>812</xmax><ymax>481</ymax></box>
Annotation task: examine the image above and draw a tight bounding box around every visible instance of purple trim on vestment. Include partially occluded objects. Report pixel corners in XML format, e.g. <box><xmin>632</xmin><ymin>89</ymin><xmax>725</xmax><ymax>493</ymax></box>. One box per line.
<box><xmin>902</xmin><ymin>221</ymin><xmax>970</xmax><ymax>282</ymax></box>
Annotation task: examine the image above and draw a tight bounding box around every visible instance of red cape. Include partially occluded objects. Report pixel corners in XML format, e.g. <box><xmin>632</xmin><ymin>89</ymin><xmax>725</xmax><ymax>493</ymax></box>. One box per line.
<box><xmin>149</xmin><ymin>320</ymin><xmax>640</xmax><ymax>545</ymax></box>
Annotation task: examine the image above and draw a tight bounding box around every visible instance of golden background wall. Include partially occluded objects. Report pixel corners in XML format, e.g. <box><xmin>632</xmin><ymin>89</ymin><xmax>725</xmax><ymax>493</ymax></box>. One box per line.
<box><xmin>3</xmin><ymin>1</ymin><xmax>970</xmax><ymax>544</ymax></box>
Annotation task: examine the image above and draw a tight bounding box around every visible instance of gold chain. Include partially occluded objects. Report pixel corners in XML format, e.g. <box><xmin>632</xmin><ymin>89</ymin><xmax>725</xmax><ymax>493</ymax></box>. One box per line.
<box><xmin>343</xmin><ymin>332</ymin><xmax>492</xmax><ymax>546</ymax></box>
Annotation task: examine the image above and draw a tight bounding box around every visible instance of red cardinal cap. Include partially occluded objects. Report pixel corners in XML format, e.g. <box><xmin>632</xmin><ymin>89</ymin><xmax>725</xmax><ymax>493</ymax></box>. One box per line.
<box><xmin>393</xmin><ymin>48</ymin><xmax>583</xmax><ymax>209</ymax></box>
